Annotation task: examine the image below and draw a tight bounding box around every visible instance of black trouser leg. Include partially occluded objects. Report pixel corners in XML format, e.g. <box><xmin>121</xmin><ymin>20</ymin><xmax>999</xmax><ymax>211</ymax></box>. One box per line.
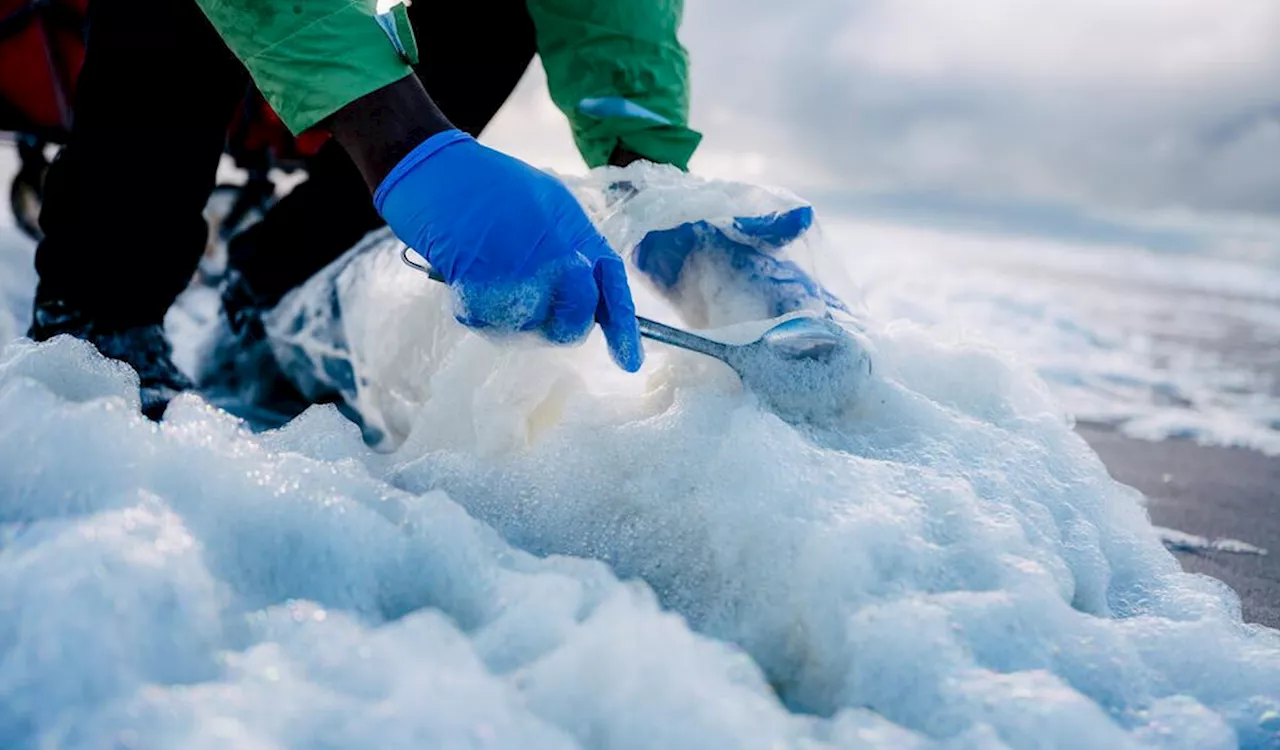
<box><xmin>32</xmin><ymin>0</ymin><xmax>247</xmax><ymax>329</ymax></box>
<box><xmin>227</xmin><ymin>0</ymin><xmax>539</xmax><ymax>306</ymax></box>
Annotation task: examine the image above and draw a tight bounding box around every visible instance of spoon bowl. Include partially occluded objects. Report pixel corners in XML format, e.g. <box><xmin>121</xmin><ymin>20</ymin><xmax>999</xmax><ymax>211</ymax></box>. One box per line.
<box><xmin>639</xmin><ymin>314</ymin><xmax>872</xmax><ymax>425</ymax></box>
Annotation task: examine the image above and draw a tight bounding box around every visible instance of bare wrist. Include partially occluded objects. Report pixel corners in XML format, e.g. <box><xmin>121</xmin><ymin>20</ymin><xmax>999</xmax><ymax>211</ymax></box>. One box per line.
<box><xmin>325</xmin><ymin>74</ymin><xmax>454</xmax><ymax>191</ymax></box>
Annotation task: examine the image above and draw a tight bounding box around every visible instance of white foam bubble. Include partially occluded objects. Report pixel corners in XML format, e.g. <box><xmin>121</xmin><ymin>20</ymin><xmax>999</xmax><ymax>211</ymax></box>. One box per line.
<box><xmin>2</xmin><ymin>163</ymin><xmax>1279</xmax><ymax>748</ymax></box>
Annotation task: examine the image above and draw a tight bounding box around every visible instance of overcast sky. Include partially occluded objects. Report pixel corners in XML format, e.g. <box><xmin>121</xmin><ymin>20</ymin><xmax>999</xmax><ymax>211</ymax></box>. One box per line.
<box><xmin>484</xmin><ymin>0</ymin><xmax>1280</xmax><ymax>227</ymax></box>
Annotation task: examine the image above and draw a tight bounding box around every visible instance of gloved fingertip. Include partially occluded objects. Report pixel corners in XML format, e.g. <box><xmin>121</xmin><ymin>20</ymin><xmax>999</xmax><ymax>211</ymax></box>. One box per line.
<box><xmin>593</xmin><ymin>254</ymin><xmax>645</xmax><ymax>373</ymax></box>
<box><xmin>608</xmin><ymin>325</ymin><xmax>645</xmax><ymax>373</ymax></box>
<box><xmin>732</xmin><ymin>205</ymin><xmax>815</xmax><ymax>249</ymax></box>
<box><xmin>603</xmin><ymin>303</ymin><xmax>644</xmax><ymax>372</ymax></box>
<box><xmin>789</xmin><ymin>204</ymin><xmax>816</xmax><ymax>230</ymax></box>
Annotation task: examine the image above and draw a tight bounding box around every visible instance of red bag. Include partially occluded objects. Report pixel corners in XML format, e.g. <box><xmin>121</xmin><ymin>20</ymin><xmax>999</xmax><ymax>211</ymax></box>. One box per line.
<box><xmin>0</xmin><ymin>0</ymin><xmax>87</xmax><ymax>137</ymax></box>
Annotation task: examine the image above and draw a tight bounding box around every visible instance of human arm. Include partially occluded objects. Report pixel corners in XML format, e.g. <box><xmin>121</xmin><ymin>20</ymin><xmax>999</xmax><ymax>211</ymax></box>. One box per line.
<box><xmin>193</xmin><ymin>0</ymin><xmax>644</xmax><ymax>371</ymax></box>
<box><xmin>528</xmin><ymin>0</ymin><xmax>703</xmax><ymax>170</ymax></box>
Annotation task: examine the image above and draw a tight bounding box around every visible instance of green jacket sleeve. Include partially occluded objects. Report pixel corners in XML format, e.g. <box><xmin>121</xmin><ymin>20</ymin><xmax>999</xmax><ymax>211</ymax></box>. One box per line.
<box><xmin>527</xmin><ymin>0</ymin><xmax>703</xmax><ymax>170</ymax></box>
<box><xmin>194</xmin><ymin>0</ymin><xmax>419</xmax><ymax>134</ymax></box>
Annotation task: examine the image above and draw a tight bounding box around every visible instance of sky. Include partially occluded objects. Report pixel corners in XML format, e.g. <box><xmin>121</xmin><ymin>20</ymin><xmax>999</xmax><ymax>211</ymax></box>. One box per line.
<box><xmin>482</xmin><ymin>0</ymin><xmax>1280</xmax><ymax>253</ymax></box>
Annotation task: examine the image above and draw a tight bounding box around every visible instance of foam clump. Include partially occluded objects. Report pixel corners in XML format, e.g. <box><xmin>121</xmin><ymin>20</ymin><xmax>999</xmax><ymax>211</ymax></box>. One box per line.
<box><xmin>1</xmin><ymin>164</ymin><xmax>1279</xmax><ymax>748</ymax></box>
<box><xmin>0</xmin><ymin>336</ymin><xmax>839</xmax><ymax>749</ymax></box>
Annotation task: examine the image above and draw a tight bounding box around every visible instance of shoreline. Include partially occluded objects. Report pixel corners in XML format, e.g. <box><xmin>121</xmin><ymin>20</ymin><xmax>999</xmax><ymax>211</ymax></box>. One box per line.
<box><xmin>1078</xmin><ymin>423</ymin><xmax>1279</xmax><ymax>630</ymax></box>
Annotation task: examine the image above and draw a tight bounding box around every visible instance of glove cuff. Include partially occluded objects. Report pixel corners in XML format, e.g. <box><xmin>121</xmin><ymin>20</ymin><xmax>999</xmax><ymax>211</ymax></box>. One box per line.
<box><xmin>373</xmin><ymin>128</ymin><xmax>474</xmax><ymax>215</ymax></box>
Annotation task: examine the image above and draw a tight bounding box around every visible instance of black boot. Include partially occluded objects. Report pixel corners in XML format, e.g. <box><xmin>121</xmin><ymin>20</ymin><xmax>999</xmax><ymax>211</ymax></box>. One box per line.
<box><xmin>198</xmin><ymin>269</ymin><xmax>315</xmax><ymax>427</ymax></box>
<box><xmin>27</xmin><ymin>298</ymin><xmax>194</xmax><ymax>420</ymax></box>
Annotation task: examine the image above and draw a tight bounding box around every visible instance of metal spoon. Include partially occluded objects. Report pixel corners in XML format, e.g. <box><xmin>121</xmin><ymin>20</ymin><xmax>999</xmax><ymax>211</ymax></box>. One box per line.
<box><xmin>401</xmin><ymin>247</ymin><xmax>872</xmax><ymax>424</ymax></box>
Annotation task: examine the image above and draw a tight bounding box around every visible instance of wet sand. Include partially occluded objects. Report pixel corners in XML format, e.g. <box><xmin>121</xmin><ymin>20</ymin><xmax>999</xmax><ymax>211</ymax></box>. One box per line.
<box><xmin>1078</xmin><ymin>424</ymin><xmax>1280</xmax><ymax>629</ymax></box>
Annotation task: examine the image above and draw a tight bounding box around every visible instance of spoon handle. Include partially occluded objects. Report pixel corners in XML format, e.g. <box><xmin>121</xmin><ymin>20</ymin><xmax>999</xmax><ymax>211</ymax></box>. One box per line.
<box><xmin>635</xmin><ymin>317</ymin><xmax>731</xmax><ymax>360</ymax></box>
<box><xmin>402</xmin><ymin>246</ymin><xmax>732</xmax><ymax>361</ymax></box>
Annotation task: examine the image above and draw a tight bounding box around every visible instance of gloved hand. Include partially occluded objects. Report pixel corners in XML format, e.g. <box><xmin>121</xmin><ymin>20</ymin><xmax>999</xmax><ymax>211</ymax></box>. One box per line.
<box><xmin>374</xmin><ymin>129</ymin><xmax>643</xmax><ymax>372</ymax></box>
<box><xmin>605</xmin><ymin>146</ymin><xmax>844</xmax><ymax>319</ymax></box>
<box><xmin>630</xmin><ymin>204</ymin><xmax>850</xmax><ymax>318</ymax></box>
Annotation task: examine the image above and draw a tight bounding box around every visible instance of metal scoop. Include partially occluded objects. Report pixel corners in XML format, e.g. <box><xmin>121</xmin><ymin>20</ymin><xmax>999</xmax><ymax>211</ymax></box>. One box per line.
<box><xmin>401</xmin><ymin>248</ymin><xmax>872</xmax><ymax>425</ymax></box>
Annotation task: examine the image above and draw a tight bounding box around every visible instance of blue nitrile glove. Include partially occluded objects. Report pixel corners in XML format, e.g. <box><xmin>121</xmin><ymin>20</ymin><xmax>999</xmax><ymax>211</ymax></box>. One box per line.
<box><xmin>631</xmin><ymin>205</ymin><xmax>849</xmax><ymax>318</ymax></box>
<box><xmin>374</xmin><ymin>130</ymin><xmax>643</xmax><ymax>372</ymax></box>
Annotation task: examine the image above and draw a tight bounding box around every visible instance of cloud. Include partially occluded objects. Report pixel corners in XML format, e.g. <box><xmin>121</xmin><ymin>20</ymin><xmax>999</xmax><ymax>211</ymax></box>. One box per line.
<box><xmin>487</xmin><ymin>0</ymin><xmax>1280</xmax><ymax>220</ymax></box>
<box><xmin>682</xmin><ymin>0</ymin><xmax>1280</xmax><ymax>215</ymax></box>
